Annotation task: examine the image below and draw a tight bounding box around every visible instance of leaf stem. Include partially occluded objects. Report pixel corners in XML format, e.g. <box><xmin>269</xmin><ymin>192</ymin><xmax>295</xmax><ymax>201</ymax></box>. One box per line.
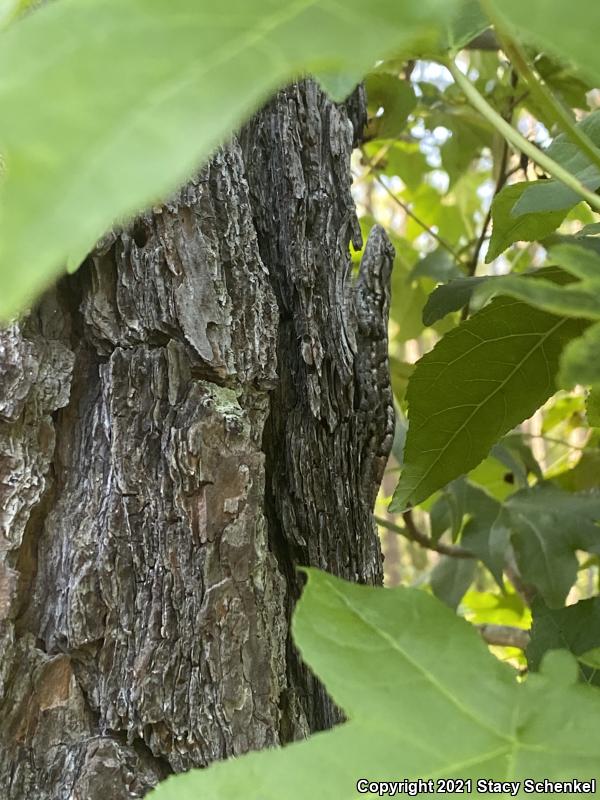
<box><xmin>446</xmin><ymin>60</ymin><xmax>600</xmax><ymax>214</ymax></box>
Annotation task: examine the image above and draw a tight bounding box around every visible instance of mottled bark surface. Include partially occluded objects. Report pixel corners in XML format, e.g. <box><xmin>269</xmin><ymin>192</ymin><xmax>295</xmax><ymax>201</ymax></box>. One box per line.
<box><xmin>0</xmin><ymin>82</ymin><xmax>393</xmax><ymax>798</ymax></box>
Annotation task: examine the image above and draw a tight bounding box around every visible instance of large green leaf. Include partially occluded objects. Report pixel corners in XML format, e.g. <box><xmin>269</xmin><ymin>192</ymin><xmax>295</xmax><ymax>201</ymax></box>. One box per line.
<box><xmin>0</xmin><ymin>0</ymin><xmax>458</xmax><ymax>322</ymax></box>
<box><xmin>488</xmin><ymin>0</ymin><xmax>600</xmax><ymax>87</ymax></box>
<box><xmin>479</xmin><ymin>247</ymin><xmax>600</xmax><ymax>389</ymax></box>
<box><xmin>150</xmin><ymin>569</ymin><xmax>600</xmax><ymax>799</ymax></box>
<box><xmin>486</xmin><ymin>182</ymin><xmax>568</xmax><ymax>263</ymax></box>
<box><xmin>505</xmin><ymin>484</ymin><xmax>600</xmax><ymax>608</ymax></box>
<box><xmin>511</xmin><ymin>112</ymin><xmax>600</xmax><ymax>216</ymax></box>
<box><xmin>477</xmin><ymin>252</ymin><xmax>600</xmax><ymax>376</ymax></box>
<box><xmin>390</xmin><ymin>297</ymin><xmax>585</xmax><ymax>510</ymax></box>
<box><xmin>528</xmin><ymin>598</ymin><xmax>600</xmax><ymax>686</ymax></box>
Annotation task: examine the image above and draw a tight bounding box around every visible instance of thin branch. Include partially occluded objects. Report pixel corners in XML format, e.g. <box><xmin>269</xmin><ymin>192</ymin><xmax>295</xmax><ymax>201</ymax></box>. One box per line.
<box><xmin>376</xmin><ymin>513</ymin><xmax>533</xmax><ymax>610</ymax></box>
<box><xmin>375</xmin><ymin>512</ymin><xmax>474</xmax><ymax>559</ymax></box>
<box><xmin>359</xmin><ymin>140</ymin><xmax>395</xmax><ymax>181</ymax></box>
<box><xmin>477</xmin><ymin>623</ymin><xmax>530</xmax><ymax>650</ymax></box>
<box><xmin>446</xmin><ymin>60</ymin><xmax>600</xmax><ymax>214</ymax></box>
<box><xmin>374</xmin><ymin>173</ymin><xmax>463</xmax><ymax>262</ymax></box>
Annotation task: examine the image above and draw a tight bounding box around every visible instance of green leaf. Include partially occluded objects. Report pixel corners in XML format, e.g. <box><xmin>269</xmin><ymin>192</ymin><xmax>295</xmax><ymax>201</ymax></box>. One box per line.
<box><xmin>579</xmin><ymin>648</ymin><xmax>600</xmax><ymax>671</ymax></box>
<box><xmin>542</xmin><ymin>392</ymin><xmax>585</xmax><ymax>433</ymax></box>
<box><xmin>539</xmin><ymin>649</ymin><xmax>579</xmax><ymax>686</ymax></box>
<box><xmin>454</xmin><ymin>481</ymin><xmax>600</xmax><ymax>604</ymax></box>
<box><xmin>429</xmin><ymin>477</ymin><xmax>469</xmax><ymax>542</ymax></box>
<box><xmin>578</xmin><ymin>222</ymin><xmax>600</xmax><ymax>237</ymax></box>
<box><xmin>390</xmin><ymin>298</ymin><xmax>585</xmax><ymax>510</ymax></box>
<box><xmin>0</xmin><ymin>0</ymin><xmax>459</xmax><ymax>322</ymax></box>
<box><xmin>555</xmin><ymin>450</ymin><xmax>600</xmax><ymax>492</ymax></box>
<box><xmin>445</xmin><ymin>0</ymin><xmax>490</xmax><ymax>52</ymax></box>
<box><xmin>528</xmin><ymin>597</ymin><xmax>600</xmax><ymax>686</ymax></box>
<box><xmin>512</xmin><ymin>246</ymin><xmax>600</xmax><ymax>387</ymax></box>
<box><xmin>364</xmin><ymin>140</ymin><xmax>429</xmax><ymax>191</ymax></box>
<box><xmin>441</xmin><ymin>121</ymin><xmax>488</xmax><ymax>187</ymax></box>
<box><xmin>431</xmin><ymin>556</ymin><xmax>477</xmax><ymax>610</ymax></box>
<box><xmin>410</xmin><ymin>248</ymin><xmax>463</xmax><ymax>282</ymax></box>
<box><xmin>512</xmin><ymin>112</ymin><xmax>600</xmax><ymax>216</ymax></box>
<box><xmin>364</xmin><ymin>73</ymin><xmax>417</xmax><ymax>139</ymax></box>
<box><xmin>462</xmin><ymin>588</ymin><xmax>530</xmax><ymax>629</ymax></box>
<box><xmin>315</xmin><ymin>71</ymin><xmax>359</xmax><ymax>102</ymax></box>
<box><xmin>474</xmin><ymin>274</ymin><xmax>600</xmax><ymax>321</ymax></box>
<box><xmin>536</xmin><ymin>55</ymin><xmax>593</xmax><ymax>111</ymax></box>
<box><xmin>468</xmin><ymin>454</ymin><xmax>519</xmax><ymax>501</ymax></box>
<box><xmin>549</xmin><ymin>242</ymin><xmax>600</xmax><ymax>281</ymax></box>
<box><xmin>588</xmin><ymin>389</ymin><xmax>600</xmax><ymax>428</ymax></box>
<box><xmin>389</xmin><ymin>247</ymin><xmax>428</xmax><ymax>343</ymax></box>
<box><xmin>0</xmin><ymin>0</ymin><xmax>36</xmax><ymax>28</ymax></box>
<box><xmin>505</xmin><ymin>484</ymin><xmax>600</xmax><ymax>607</ymax></box>
<box><xmin>477</xmin><ymin>247</ymin><xmax>600</xmax><ymax>324</ymax></box>
<box><xmin>150</xmin><ymin>569</ymin><xmax>600</xmax><ymax>799</ymax></box>
<box><xmin>389</xmin><ymin>356</ymin><xmax>415</xmax><ymax>405</ymax></box>
<box><xmin>486</xmin><ymin>182</ymin><xmax>568</xmax><ymax>263</ymax></box>
<box><xmin>559</xmin><ymin>321</ymin><xmax>600</xmax><ymax>388</ymax></box>
<box><xmin>488</xmin><ymin>0</ymin><xmax>600</xmax><ymax>87</ymax></box>
<box><xmin>460</xmin><ymin>484</ymin><xmax>508</xmax><ymax>585</ymax></box>
<box><xmin>422</xmin><ymin>276</ymin><xmax>488</xmax><ymax>325</ymax></box>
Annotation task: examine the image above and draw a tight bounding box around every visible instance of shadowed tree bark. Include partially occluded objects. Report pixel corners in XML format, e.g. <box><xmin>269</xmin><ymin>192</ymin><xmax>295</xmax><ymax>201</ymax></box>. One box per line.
<box><xmin>0</xmin><ymin>81</ymin><xmax>394</xmax><ymax>798</ymax></box>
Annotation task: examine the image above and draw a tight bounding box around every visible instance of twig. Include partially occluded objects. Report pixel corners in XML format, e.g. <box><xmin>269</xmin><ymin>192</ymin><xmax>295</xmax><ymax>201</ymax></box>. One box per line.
<box><xmin>359</xmin><ymin>140</ymin><xmax>395</xmax><ymax>181</ymax></box>
<box><xmin>375</xmin><ymin>512</ymin><xmax>474</xmax><ymax>559</ymax></box>
<box><xmin>355</xmin><ymin>158</ymin><xmax>464</xmax><ymax>264</ymax></box>
<box><xmin>477</xmin><ymin>623</ymin><xmax>530</xmax><ymax>650</ymax></box>
<box><xmin>374</xmin><ymin>174</ymin><xmax>463</xmax><ymax>262</ymax></box>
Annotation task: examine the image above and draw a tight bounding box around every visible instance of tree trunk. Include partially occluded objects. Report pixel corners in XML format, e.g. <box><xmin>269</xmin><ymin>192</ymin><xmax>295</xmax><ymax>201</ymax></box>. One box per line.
<box><xmin>0</xmin><ymin>81</ymin><xmax>394</xmax><ymax>799</ymax></box>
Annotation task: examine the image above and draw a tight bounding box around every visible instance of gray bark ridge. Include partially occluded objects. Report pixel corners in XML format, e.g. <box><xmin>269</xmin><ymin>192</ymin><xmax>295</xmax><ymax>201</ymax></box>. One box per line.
<box><xmin>0</xmin><ymin>80</ymin><xmax>394</xmax><ymax>799</ymax></box>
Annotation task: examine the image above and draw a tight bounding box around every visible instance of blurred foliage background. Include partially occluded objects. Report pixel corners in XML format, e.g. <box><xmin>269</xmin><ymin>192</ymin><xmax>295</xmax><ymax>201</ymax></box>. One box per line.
<box><xmin>350</xmin><ymin>52</ymin><xmax>600</xmax><ymax>667</ymax></box>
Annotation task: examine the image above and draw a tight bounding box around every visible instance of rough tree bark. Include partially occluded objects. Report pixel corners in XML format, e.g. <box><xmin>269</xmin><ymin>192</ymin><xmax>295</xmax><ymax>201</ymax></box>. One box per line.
<box><xmin>0</xmin><ymin>81</ymin><xmax>394</xmax><ymax>798</ymax></box>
